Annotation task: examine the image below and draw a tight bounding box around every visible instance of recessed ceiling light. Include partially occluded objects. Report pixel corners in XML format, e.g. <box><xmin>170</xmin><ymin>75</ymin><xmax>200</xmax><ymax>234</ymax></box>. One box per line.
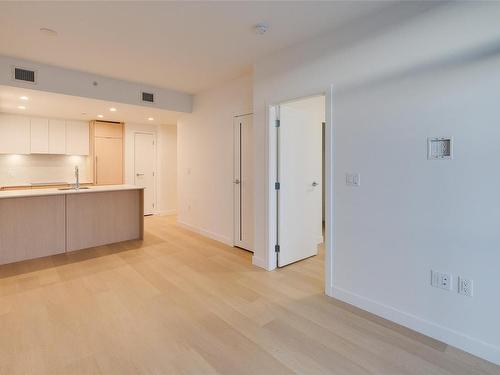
<box><xmin>40</xmin><ymin>27</ymin><xmax>58</xmax><ymax>37</ymax></box>
<box><xmin>109</xmin><ymin>107</ymin><xmax>117</xmax><ymax>112</ymax></box>
<box><xmin>148</xmin><ymin>117</ymin><xmax>154</xmax><ymax>121</ymax></box>
<box><xmin>97</xmin><ymin>114</ymin><xmax>104</xmax><ymax>118</ymax></box>
<box><xmin>19</xmin><ymin>96</ymin><xmax>29</xmax><ymax>101</ymax></box>
<box><xmin>17</xmin><ymin>105</ymin><xmax>26</xmax><ymax>110</ymax></box>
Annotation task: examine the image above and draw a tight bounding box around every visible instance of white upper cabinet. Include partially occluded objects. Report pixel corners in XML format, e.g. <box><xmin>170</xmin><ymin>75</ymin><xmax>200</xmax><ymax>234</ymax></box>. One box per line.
<box><xmin>30</xmin><ymin>118</ymin><xmax>49</xmax><ymax>154</ymax></box>
<box><xmin>49</xmin><ymin>119</ymin><xmax>66</xmax><ymax>154</ymax></box>
<box><xmin>66</xmin><ymin>120</ymin><xmax>89</xmax><ymax>155</ymax></box>
<box><xmin>30</xmin><ymin>118</ymin><xmax>67</xmax><ymax>155</ymax></box>
<box><xmin>0</xmin><ymin>114</ymin><xmax>89</xmax><ymax>155</ymax></box>
<box><xmin>0</xmin><ymin>114</ymin><xmax>30</xmax><ymax>154</ymax></box>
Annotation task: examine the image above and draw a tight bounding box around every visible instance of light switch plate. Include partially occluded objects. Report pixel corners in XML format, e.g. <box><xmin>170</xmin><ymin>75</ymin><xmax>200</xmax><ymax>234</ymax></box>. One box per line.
<box><xmin>346</xmin><ymin>173</ymin><xmax>360</xmax><ymax>187</ymax></box>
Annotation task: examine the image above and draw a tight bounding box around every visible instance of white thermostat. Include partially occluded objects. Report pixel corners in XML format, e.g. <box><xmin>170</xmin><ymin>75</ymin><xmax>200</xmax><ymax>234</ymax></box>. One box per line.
<box><xmin>427</xmin><ymin>137</ymin><xmax>453</xmax><ymax>160</ymax></box>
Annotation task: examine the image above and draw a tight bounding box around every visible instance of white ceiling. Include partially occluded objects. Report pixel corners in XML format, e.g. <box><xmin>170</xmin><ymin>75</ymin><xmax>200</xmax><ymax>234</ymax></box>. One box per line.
<box><xmin>0</xmin><ymin>1</ymin><xmax>388</xmax><ymax>94</ymax></box>
<box><xmin>0</xmin><ymin>85</ymin><xmax>182</xmax><ymax>125</ymax></box>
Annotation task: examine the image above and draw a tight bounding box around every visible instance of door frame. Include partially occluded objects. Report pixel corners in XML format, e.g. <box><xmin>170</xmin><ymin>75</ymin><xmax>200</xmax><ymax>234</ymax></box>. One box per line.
<box><xmin>266</xmin><ymin>86</ymin><xmax>334</xmax><ymax>296</ymax></box>
<box><xmin>233</xmin><ymin>113</ymin><xmax>253</xmax><ymax>248</ymax></box>
<box><xmin>133</xmin><ymin>131</ymin><xmax>158</xmax><ymax>215</ymax></box>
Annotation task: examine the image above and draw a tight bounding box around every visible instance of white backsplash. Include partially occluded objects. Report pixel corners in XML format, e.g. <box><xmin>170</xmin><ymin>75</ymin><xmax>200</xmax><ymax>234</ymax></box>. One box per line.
<box><xmin>0</xmin><ymin>154</ymin><xmax>91</xmax><ymax>187</ymax></box>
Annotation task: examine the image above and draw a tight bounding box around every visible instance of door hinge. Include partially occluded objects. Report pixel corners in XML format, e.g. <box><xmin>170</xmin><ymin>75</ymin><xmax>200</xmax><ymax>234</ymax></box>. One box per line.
<box><xmin>153</xmin><ymin>171</ymin><xmax>155</xmax><ymax>177</ymax></box>
<box><xmin>275</xmin><ymin>244</ymin><xmax>280</xmax><ymax>253</ymax></box>
<box><xmin>275</xmin><ymin>182</ymin><xmax>280</xmax><ymax>190</ymax></box>
<box><xmin>153</xmin><ymin>203</ymin><xmax>155</xmax><ymax>208</ymax></box>
<box><xmin>275</xmin><ymin>119</ymin><xmax>280</xmax><ymax>128</ymax></box>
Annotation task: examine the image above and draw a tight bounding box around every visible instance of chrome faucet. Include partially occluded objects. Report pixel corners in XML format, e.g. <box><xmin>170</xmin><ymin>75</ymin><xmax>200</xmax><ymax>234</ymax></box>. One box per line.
<box><xmin>74</xmin><ymin>166</ymin><xmax>80</xmax><ymax>190</ymax></box>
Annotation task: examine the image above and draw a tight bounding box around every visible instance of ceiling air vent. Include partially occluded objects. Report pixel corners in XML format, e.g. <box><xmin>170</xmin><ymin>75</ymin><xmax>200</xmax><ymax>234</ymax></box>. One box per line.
<box><xmin>14</xmin><ymin>67</ymin><xmax>36</xmax><ymax>83</ymax></box>
<box><xmin>141</xmin><ymin>91</ymin><xmax>155</xmax><ymax>103</ymax></box>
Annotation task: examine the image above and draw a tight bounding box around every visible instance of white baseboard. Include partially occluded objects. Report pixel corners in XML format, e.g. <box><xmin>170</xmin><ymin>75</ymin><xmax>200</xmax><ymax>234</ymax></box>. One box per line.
<box><xmin>252</xmin><ymin>255</ymin><xmax>274</xmax><ymax>271</ymax></box>
<box><xmin>156</xmin><ymin>209</ymin><xmax>177</xmax><ymax>216</ymax></box>
<box><xmin>177</xmin><ymin>220</ymin><xmax>233</xmax><ymax>246</ymax></box>
<box><xmin>332</xmin><ymin>286</ymin><xmax>500</xmax><ymax>366</ymax></box>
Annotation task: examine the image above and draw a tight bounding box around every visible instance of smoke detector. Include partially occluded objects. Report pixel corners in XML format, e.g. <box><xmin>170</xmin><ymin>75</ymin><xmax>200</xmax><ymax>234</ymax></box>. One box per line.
<box><xmin>254</xmin><ymin>23</ymin><xmax>269</xmax><ymax>35</ymax></box>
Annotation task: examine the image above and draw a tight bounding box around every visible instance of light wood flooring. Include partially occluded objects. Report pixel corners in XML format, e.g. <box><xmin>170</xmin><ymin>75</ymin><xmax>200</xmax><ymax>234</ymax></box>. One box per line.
<box><xmin>0</xmin><ymin>215</ymin><xmax>498</xmax><ymax>375</ymax></box>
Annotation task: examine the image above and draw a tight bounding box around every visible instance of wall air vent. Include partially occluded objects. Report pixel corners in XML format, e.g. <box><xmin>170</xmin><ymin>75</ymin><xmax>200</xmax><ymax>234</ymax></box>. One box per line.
<box><xmin>141</xmin><ymin>92</ymin><xmax>155</xmax><ymax>103</ymax></box>
<box><xmin>13</xmin><ymin>67</ymin><xmax>36</xmax><ymax>83</ymax></box>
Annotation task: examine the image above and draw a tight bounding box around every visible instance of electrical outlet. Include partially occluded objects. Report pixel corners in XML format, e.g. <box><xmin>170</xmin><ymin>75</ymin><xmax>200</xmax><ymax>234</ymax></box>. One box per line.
<box><xmin>458</xmin><ymin>277</ymin><xmax>473</xmax><ymax>297</ymax></box>
<box><xmin>431</xmin><ymin>270</ymin><xmax>452</xmax><ymax>291</ymax></box>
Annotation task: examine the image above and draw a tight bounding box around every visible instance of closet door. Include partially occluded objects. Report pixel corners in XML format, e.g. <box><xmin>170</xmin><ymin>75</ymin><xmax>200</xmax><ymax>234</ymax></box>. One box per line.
<box><xmin>95</xmin><ymin>137</ymin><xmax>123</xmax><ymax>185</ymax></box>
<box><xmin>233</xmin><ymin>114</ymin><xmax>253</xmax><ymax>251</ymax></box>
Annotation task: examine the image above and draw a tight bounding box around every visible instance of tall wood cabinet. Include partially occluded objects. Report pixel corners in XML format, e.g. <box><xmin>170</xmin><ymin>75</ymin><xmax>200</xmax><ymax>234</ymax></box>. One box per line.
<box><xmin>91</xmin><ymin>121</ymin><xmax>124</xmax><ymax>185</ymax></box>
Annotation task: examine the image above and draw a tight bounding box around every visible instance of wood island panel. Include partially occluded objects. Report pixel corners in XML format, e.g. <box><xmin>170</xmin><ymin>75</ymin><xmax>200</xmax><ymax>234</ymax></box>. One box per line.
<box><xmin>0</xmin><ymin>195</ymin><xmax>66</xmax><ymax>265</ymax></box>
<box><xmin>66</xmin><ymin>189</ymin><xmax>143</xmax><ymax>251</ymax></box>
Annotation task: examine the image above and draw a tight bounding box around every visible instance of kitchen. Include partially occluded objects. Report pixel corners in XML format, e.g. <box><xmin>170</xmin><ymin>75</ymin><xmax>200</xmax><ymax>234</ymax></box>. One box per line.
<box><xmin>0</xmin><ymin>85</ymin><xmax>179</xmax><ymax>266</ymax></box>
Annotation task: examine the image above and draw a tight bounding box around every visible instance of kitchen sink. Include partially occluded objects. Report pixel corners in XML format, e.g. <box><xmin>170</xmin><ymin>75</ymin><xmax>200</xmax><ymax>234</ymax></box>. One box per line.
<box><xmin>58</xmin><ymin>187</ymin><xmax>91</xmax><ymax>191</ymax></box>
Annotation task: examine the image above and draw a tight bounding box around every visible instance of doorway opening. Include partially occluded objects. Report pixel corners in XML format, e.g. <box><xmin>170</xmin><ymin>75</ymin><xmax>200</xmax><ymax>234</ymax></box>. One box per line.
<box><xmin>233</xmin><ymin>113</ymin><xmax>254</xmax><ymax>252</ymax></box>
<box><xmin>274</xmin><ymin>95</ymin><xmax>326</xmax><ymax>268</ymax></box>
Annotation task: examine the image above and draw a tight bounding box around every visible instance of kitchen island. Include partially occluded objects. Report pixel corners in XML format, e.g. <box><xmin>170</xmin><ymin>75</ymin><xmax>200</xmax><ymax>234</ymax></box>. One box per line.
<box><xmin>0</xmin><ymin>185</ymin><xmax>144</xmax><ymax>265</ymax></box>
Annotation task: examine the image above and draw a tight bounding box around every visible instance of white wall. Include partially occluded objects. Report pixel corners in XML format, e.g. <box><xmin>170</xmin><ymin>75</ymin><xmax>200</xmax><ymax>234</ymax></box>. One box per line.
<box><xmin>124</xmin><ymin>122</ymin><xmax>177</xmax><ymax>215</ymax></box>
<box><xmin>253</xmin><ymin>2</ymin><xmax>500</xmax><ymax>365</ymax></box>
<box><xmin>158</xmin><ymin>125</ymin><xmax>177</xmax><ymax>214</ymax></box>
<box><xmin>177</xmin><ymin>75</ymin><xmax>252</xmax><ymax>245</ymax></box>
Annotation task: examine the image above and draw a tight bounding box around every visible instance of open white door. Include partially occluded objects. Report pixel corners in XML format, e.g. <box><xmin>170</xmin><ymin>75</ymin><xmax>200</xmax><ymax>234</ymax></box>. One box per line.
<box><xmin>277</xmin><ymin>96</ymin><xmax>323</xmax><ymax>267</ymax></box>
<box><xmin>233</xmin><ymin>114</ymin><xmax>254</xmax><ymax>251</ymax></box>
<box><xmin>134</xmin><ymin>133</ymin><xmax>156</xmax><ymax>215</ymax></box>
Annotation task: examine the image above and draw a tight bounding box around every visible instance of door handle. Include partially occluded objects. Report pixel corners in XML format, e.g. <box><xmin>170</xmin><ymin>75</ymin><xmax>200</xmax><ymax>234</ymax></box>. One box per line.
<box><xmin>312</xmin><ymin>181</ymin><xmax>318</xmax><ymax>187</ymax></box>
<box><xmin>136</xmin><ymin>173</ymin><xmax>145</xmax><ymax>177</ymax></box>
<box><xmin>234</xmin><ymin>179</ymin><xmax>240</xmax><ymax>184</ymax></box>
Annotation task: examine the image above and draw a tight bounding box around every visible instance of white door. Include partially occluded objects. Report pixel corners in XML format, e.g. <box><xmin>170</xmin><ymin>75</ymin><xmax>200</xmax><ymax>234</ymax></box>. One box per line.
<box><xmin>134</xmin><ymin>133</ymin><xmax>156</xmax><ymax>215</ymax></box>
<box><xmin>234</xmin><ymin>114</ymin><xmax>254</xmax><ymax>251</ymax></box>
<box><xmin>277</xmin><ymin>96</ymin><xmax>323</xmax><ymax>267</ymax></box>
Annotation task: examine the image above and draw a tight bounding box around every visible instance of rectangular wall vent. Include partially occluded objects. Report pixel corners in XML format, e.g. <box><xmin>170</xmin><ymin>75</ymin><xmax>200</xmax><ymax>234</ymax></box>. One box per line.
<box><xmin>14</xmin><ymin>67</ymin><xmax>36</xmax><ymax>83</ymax></box>
<box><xmin>141</xmin><ymin>92</ymin><xmax>155</xmax><ymax>103</ymax></box>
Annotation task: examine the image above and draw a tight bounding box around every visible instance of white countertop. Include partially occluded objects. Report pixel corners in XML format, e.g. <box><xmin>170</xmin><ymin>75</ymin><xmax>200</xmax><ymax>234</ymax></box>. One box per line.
<box><xmin>0</xmin><ymin>184</ymin><xmax>144</xmax><ymax>199</ymax></box>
